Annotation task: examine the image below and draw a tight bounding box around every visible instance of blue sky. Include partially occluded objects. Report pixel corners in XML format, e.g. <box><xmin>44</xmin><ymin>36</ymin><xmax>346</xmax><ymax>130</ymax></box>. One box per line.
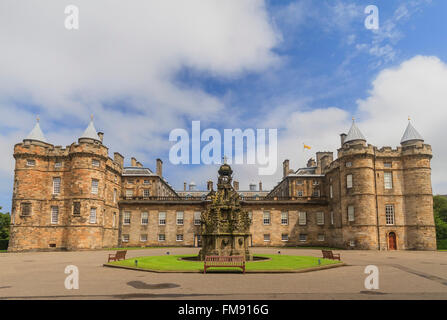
<box><xmin>1</xmin><ymin>0</ymin><xmax>447</xmax><ymax>212</ymax></box>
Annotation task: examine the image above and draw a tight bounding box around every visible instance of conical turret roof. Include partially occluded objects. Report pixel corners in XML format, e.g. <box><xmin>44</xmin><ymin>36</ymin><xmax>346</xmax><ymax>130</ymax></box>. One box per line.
<box><xmin>25</xmin><ymin>118</ymin><xmax>48</xmax><ymax>143</ymax></box>
<box><xmin>344</xmin><ymin>119</ymin><xmax>366</xmax><ymax>144</ymax></box>
<box><xmin>79</xmin><ymin>116</ymin><xmax>100</xmax><ymax>141</ymax></box>
<box><xmin>401</xmin><ymin>120</ymin><xmax>424</xmax><ymax>144</ymax></box>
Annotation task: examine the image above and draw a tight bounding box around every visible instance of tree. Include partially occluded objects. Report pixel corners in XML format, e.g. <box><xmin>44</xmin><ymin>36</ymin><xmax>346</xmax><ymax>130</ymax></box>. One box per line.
<box><xmin>0</xmin><ymin>207</ymin><xmax>11</xmax><ymax>240</ymax></box>
<box><xmin>433</xmin><ymin>196</ymin><xmax>447</xmax><ymax>240</ymax></box>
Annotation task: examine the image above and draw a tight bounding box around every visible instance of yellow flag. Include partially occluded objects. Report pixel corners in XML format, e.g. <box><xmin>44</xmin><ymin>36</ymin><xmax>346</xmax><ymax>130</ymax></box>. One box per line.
<box><xmin>303</xmin><ymin>144</ymin><xmax>311</xmax><ymax>150</ymax></box>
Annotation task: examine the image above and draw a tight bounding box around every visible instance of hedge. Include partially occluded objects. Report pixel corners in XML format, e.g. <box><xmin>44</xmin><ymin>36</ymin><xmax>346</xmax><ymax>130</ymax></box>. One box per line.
<box><xmin>0</xmin><ymin>239</ymin><xmax>9</xmax><ymax>250</ymax></box>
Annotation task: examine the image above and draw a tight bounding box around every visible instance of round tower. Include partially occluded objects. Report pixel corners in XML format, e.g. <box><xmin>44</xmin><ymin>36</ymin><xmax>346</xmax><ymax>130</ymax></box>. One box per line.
<box><xmin>400</xmin><ymin>121</ymin><xmax>436</xmax><ymax>250</ymax></box>
<box><xmin>66</xmin><ymin>117</ymin><xmax>109</xmax><ymax>249</ymax></box>
<box><xmin>338</xmin><ymin>119</ymin><xmax>378</xmax><ymax>249</ymax></box>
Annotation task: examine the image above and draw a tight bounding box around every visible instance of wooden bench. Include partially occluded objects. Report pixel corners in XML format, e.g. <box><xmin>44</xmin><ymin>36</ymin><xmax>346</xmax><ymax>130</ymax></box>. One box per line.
<box><xmin>322</xmin><ymin>250</ymin><xmax>341</xmax><ymax>261</ymax></box>
<box><xmin>204</xmin><ymin>255</ymin><xmax>245</xmax><ymax>274</ymax></box>
<box><xmin>108</xmin><ymin>250</ymin><xmax>127</xmax><ymax>262</ymax></box>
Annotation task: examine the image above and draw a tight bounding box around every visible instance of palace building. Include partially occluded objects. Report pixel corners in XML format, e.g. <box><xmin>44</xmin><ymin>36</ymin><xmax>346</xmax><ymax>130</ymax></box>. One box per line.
<box><xmin>8</xmin><ymin>117</ymin><xmax>437</xmax><ymax>251</ymax></box>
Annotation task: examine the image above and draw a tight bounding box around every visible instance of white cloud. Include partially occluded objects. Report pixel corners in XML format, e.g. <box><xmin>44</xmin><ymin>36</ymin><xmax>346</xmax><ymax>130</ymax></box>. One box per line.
<box><xmin>0</xmin><ymin>3</ymin><xmax>279</xmax><ymax>158</ymax></box>
<box><xmin>218</xmin><ymin>55</ymin><xmax>447</xmax><ymax>195</ymax></box>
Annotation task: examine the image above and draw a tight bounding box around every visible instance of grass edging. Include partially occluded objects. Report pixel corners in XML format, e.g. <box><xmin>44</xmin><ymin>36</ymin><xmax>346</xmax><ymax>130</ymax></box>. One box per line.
<box><xmin>103</xmin><ymin>261</ymin><xmax>345</xmax><ymax>274</ymax></box>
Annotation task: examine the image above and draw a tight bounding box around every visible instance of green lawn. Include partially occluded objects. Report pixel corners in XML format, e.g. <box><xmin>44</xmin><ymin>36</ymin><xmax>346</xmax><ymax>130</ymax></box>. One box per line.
<box><xmin>0</xmin><ymin>250</ymin><xmax>7</xmax><ymax>253</ymax></box>
<box><xmin>437</xmin><ymin>239</ymin><xmax>447</xmax><ymax>251</ymax></box>
<box><xmin>107</xmin><ymin>254</ymin><xmax>341</xmax><ymax>272</ymax></box>
<box><xmin>106</xmin><ymin>246</ymin><xmax>179</xmax><ymax>251</ymax></box>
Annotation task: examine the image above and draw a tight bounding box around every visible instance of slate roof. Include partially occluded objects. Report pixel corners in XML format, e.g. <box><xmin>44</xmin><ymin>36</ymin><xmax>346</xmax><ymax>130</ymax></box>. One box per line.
<box><xmin>401</xmin><ymin>121</ymin><xmax>424</xmax><ymax>143</ymax></box>
<box><xmin>25</xmin><ymin>120</ymin><xmax>47</xmax><ymax>143</ymax></box>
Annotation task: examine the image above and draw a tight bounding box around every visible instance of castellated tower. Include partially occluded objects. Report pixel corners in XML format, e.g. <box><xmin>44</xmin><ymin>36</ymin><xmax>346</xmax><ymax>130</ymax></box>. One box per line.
<box><xmin>327</xmin><ymin>119</ymin><xmax>436</xmax><ymax>250</ymax></box>
<box><xmin>8</xmin><ymin>117</ymin><xmax>122</xmax><ymax>251</ymax></box>
<box><xmin>400</xmin><ymin>122</ymin><xmax>436</xmax><ymax>250</ymax></box>
<box><xmin>336</xmin><ymin>120</ymin><xmax>379</xmax><ymax>249</ymax></box>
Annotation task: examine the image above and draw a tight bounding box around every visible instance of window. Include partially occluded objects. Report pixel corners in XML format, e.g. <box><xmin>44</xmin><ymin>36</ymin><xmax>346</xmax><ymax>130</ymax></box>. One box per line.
<box><xmin>176</xmin><ymin>234</ymin><xmax>184</xmax><ymax>241</ymax></box>
<box><xmin>385</xmin><ymin>205</ymin><xmax>395</xmax><ymax>225</ymax></box>
<box><xmin>51</xmin><ymin>206</ymin><xmax>59</xmax><ymax>224</ymax></box>
<box><xmin>384</xmin><ymin>162</ymin><xmax>392</xmax><ymax>168</ymax></box>
<box><xmin>299</xmin><ymin>234</ymin><xmax>307</xmax><ymax>242</ymax></box>
<box><xmin>329</xmin><ymin>185</ymin><xmax>333</xmax><ymax>199</ymax></box>
<box><xmin>316</xmin><ymin>212</ymin><xmax>325</xmax><ymax>225</ymax></box>
<box><xmin>26</xmin><ymin>159</ymin><xmax>35</xmax><ymax>166</ymax></box>
<box><xmin>55</xmin><ymin>162</ymin><xmax>62</xmax><ymax>168</ymax></box>
<box><xmin>143</xmin><ymin>189</ymin><xmax>150</xmax><ymax>198</ymax></box>
<box><xmin>159</xmin><ymin>212</ymin><xmax>166</xmax><ymax>225</ymax></box>
<box><xmin>89</xmin><ymin>207</ymin><xmax>97</xmax><ymax>224</ymax></box>
<box><xmin>176</xmin><ymin>211</ymin><xmax>184</xmax><ymax>225</ymax></box>
<box><xmin>92</xmin><ymin>159</ymin><xmax>100</xmax><ymax>167</ymax></box>
<box><xmin>346</xmin><ymin>162</ymin><xmax>352</xmax><ymax>167</ymax></box>
<box><xmin>313</xmin><ymin>180</ymin><xmax>319</xmax><ymax>185</ymax></box>
<box><xmin>281</xmin><ymin>234</ymin><xmax>289</xmax><ymax>241</ymax></box>
<box><xmin>281</xmin><ymin>211</ymin><xmax>289</xmax><ymax>225</ymax></box>
<box><xmin>348</xmin><ymin>205</ymin><xmax>355</xmax><ymax>222</ymax></box>
<box><xmin>248</xmin><ymin>211</ymin><xmax>253</xmax><ymax>222</ymax></box>
<box><xmin>122</xmin><ymin>234</ymin><xmax>129</xmax><ymax>242</ymax></box>
<box><xmin>297</xmin><ymin>190</ymin><xmax>303</xmax><ymax>197</ymax></box>
<box><xmin>346</xmin><ymin>174</ymin><xmax>353</xmax><ymax>189</ymax></box>
<box><xmin>73</xmin><ymin>202</ymin><xmax>81</xmax><ymax>215</ymax></box>
<box><xmin>318</xmin><ymin>234</ymin><xmax>325</xmax><ymax>242</ymax></box>
<box><xmin>91</xmin><ymin>179</ymin><xmax>99</xmax><ymax>195</ymax></box>
<box><xmin>127</xmin><ymin>179</ymin><xmax>134</xmax><ymax>184</ymax></box>
<box><xmin>330</xmin><ymin>211</ymin><xmax>334</xmax><ymax>225</ymax></box>
<box><xmin>21</xmin><ymin>203</ymin><xmax>31</xmax><ymax>216</ymax></box>
<box><xmin>264</xmin><ymin>234</ymin><xmax>270</xmax><ymax>242</ymax></box>
<box><xmin>263</xmin><ymin>211</ymin><xmax>270</xmax><ymax>225</ymax></box>
<box><xmin>123</xmin><ymin>211</ymin><xmax>131</xmax><ymax>225</ymax></box>
<box><xmin>296</xmin><ymin>180</ymin><xmax>303</xmax><ymax>185</ymax></box>
<box><xmin>384</xmin><ymin>172</ymin><xmax>393</xmax><ymax>189</ymax></box>
<box><xmin>125</xmin><ymin>189</ymin><xmax>133</xmax><ymax>198</ymax></box>
<box><xmin>312</xmin><ymin>189</ymin><xmax>320</xmax><ymax>197</ymax></box>
<box><xmin>194</xmin><ymin>211</ymin><xmax>201</xmax><ymax>225</ymax></box>
<box><xmin>52</xmin><ymin>177</ymin><xmax>61</xmax><ymax>195</ymax></box>
<box><xmin>140</xmin><ymin>234</ymin><xmax>147</xmax><ymax>242</ymax></box>
<box><xmin>349</xmin><ymin>240</ymin><xmax>355</xmax><ymax>247</ymax></box>
<box><xmin>143</xmin><ymin>179</ymin><xmax>150</xmax><ymax>185</ymax></box>
<box><xmin>298</xmin><ymin>212</ymin><xmax>307</xmax><ymax>225</ymax></box>
<box><xmin>141</xmin><ymin>212</ymin><xmax>148</xmax><ymax>225</ymax></box>
<box><xmin>113</xmin><ymin>189</ymin><xmax>117</xmax><ymax>203</ymax></box>
<box><xmin>158</xmin><ymin>234</ymin><xmax>166</xmax><ymax>241</ymax></box>
<box><xmin>113</xmin><ymin>212</ymin><xmax>116</xmax><ymax>227</ymax></box>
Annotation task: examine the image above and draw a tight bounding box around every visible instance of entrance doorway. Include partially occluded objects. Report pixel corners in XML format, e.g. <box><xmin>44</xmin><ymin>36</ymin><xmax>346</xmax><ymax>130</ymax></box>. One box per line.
<box><xmin>388</xmin><ymin>232</ymin><xmax>397</xmax><ymax>250</ymax></box>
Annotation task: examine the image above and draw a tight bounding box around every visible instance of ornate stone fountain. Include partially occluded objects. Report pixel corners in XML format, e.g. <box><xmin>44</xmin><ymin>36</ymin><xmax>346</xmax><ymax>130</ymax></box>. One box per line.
<box><xmin>198</xmin><ymin>161</ymin><xmax>252</xmax><ymax>261</ymax></box>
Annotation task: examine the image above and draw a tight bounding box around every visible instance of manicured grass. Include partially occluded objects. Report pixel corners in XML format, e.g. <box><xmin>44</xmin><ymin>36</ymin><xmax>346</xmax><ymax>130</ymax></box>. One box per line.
<box><xmin>437</xmin><ymin>239</ymin><xmax>447</xmax><ymax>251</ymax></box>
<box><xmin>274</xmin><ymin>246</ymin><xmax>344</xmax><ymax>251</ymax></box>
<box><xmin>106</xmin><ymin>246</ymin><xmax>179</xmax><ymax>251</ymax></box>
<box><xmin>107</xmin><ymin>254</ymin><xmax>341</xmax><ymax>272</ymax></box>
<box><xmin>0</xmin><ymin>250</ymin><xmax>7</xmax><ymax>253</ymax></box>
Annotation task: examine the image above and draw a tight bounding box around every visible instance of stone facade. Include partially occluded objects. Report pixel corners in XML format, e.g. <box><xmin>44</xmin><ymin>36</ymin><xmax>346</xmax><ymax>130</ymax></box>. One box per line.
<box><xmin>8</xmin><ymin>120</ymin><xmax>437</xmax><ymax>251</ymax></box>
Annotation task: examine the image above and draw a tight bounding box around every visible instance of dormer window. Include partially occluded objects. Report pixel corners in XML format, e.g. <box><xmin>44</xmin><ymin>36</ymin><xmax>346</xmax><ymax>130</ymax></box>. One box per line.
<box><xmin>27</xmin><ymin>159</ymin><xmax>36</xmax><ymax>167</ymax></box>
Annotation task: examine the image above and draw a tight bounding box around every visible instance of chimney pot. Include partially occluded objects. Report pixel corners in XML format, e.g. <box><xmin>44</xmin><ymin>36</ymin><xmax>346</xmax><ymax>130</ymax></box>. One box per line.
<box><xmin>156</xmin><ymin>158</ymin><xmax>163</xmax><ymax>177</ymax></box>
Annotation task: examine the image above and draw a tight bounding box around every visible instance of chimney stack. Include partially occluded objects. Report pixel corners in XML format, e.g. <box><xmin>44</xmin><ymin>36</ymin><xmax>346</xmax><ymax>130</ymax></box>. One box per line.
<box><xmin>97</xmin><ymin>132</ymin><xmax>104</xmax><ymax>143</ymax></box>
<box><xmin>131</xmin><ymin>157</ymin><xmax>137</xmax><ymax>167</ymax></box>
<box><xmin>283</xmin><ymin>159</ymin><xmax>290</xmax><ymax>178</ymax></box>
<box><xmin>259</xmin><ymin>181</ymin><xmax>262</xmax><ymax>191</ymax></box>
<box><xmin>114</xmin><ymin>152</ymin><xmax>124</xmax><ymax>168</ymax></box>
<box><xmin>136</xmin><ymin>161</ymin><xmax>143</xmax><ymax>168</ymax></box>
<box><xmin>207</xmin><ymin>180</ymin><xmax>213</xmax><ymax>191</ymax></box>
<box><xmin>340</xmin><ymin>133</ymin><xmax>347</xmax><ymax>147</ymax></box>
<box><xmin>156</xmin><ymin>158</ymin><xmax>163</xmax><ymax>177</ymax></box>
<box><xmin>184</xmin><ymin>182</ymin><xmax>187</xmax><ymax>191</ymax></box>
<box><xmin>233</xmin><ymin>180</ymin><xmax>239</xmax><ymax>191</ymax></box>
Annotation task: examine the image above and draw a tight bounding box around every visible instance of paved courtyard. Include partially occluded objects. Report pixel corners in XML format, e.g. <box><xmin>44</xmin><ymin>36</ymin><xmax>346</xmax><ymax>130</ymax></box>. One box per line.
<box><xmin>0</xmin><ymin>248</ymin><xmax>446</xmax><ymax>300</ymax></box>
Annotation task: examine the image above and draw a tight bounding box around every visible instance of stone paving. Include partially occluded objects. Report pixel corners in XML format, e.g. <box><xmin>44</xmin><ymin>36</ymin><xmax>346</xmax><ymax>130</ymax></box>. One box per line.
<box><xmin>0</xmin><ymin>248</ymin><xmax>446</xmax><ymax>299</ymax></box>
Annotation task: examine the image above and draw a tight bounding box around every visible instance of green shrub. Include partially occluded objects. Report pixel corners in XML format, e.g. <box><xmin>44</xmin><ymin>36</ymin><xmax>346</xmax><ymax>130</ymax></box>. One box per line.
<box><xmin>0</xmin><ymin>239</ymin><xmax>8</xmax><ymax>250</ymax></box>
